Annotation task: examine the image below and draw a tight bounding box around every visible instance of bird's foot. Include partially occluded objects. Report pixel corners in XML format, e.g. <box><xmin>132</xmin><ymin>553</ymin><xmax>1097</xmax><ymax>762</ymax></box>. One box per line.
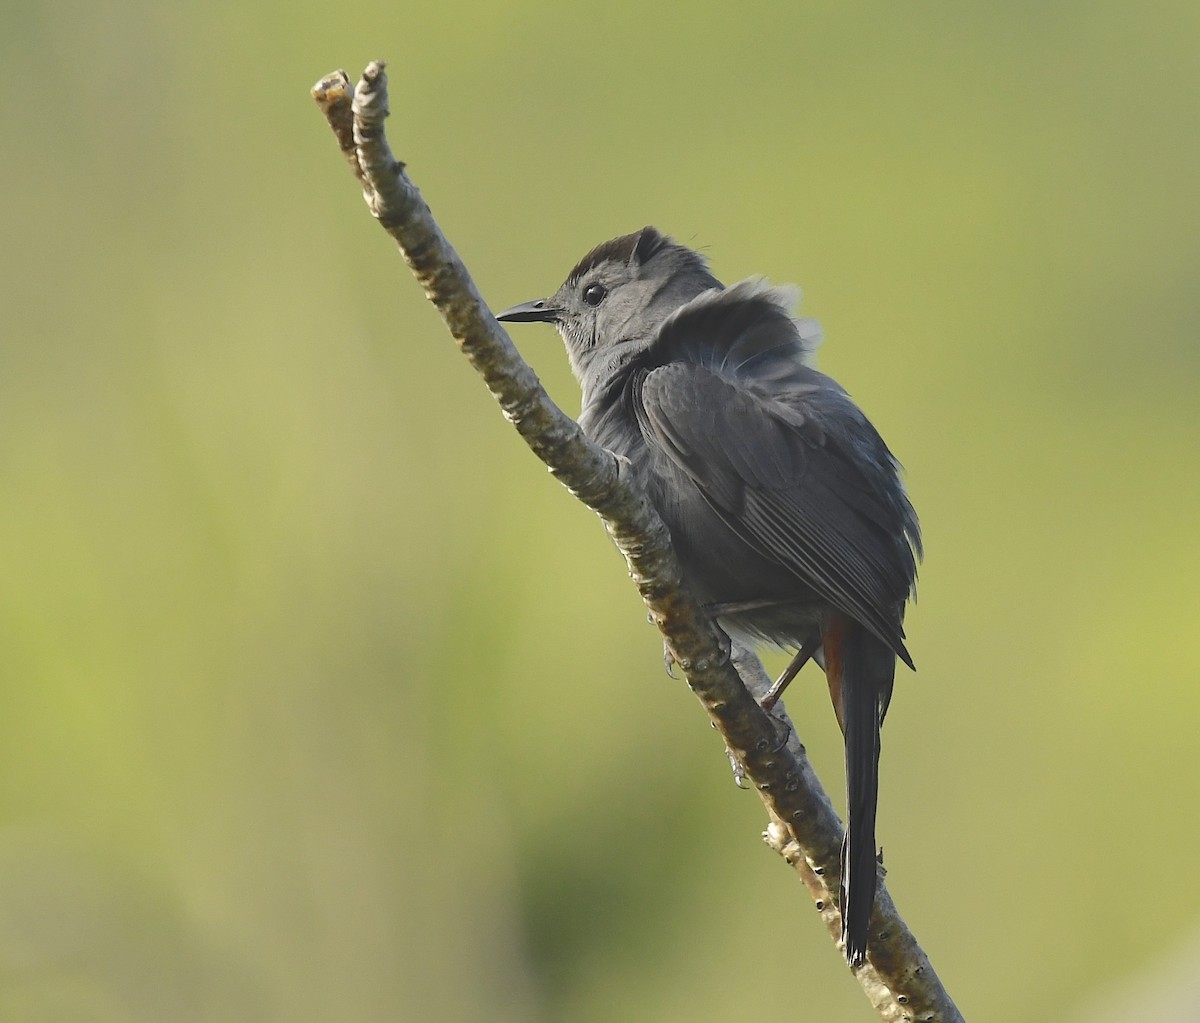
<box><xmin>662</xmin><ymin>639</ymin><xmax>678</xmax><ymax>679</ymax></box>
<box><xmin>725</xmin><ymin>745</ymin><xmax>751</xmax><ymax>789</ymax></box>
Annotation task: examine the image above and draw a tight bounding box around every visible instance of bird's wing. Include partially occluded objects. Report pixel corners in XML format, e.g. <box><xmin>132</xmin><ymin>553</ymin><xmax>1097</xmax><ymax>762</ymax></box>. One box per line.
<box><xmin>637</xmin><ymin>360</ymin><xmax>916</xmax><ymax>664</ymax></box>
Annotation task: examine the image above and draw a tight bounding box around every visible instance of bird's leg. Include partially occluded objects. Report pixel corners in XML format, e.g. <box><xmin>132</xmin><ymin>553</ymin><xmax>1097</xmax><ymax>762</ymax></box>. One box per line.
<box><xmin>698</xmin><ymin>599</ymin><xmax>821</xmax><ymax>710</ymax></box>
<box><xmin>661</xmin><ymin>600</ymin><xmax>780</xmax><ymax>678</ymax></box>
<box><xmin>761</xmin><ymin>634</ymin><xmax>822</xmax><ymax>710</ymax></box>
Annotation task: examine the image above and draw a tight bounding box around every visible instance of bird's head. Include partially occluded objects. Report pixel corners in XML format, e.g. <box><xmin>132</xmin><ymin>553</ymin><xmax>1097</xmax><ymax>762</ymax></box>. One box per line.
<box><xmin>496</xmin><ymin>226</ymin><xmax>722</xmax><ymax>384</ymax></box>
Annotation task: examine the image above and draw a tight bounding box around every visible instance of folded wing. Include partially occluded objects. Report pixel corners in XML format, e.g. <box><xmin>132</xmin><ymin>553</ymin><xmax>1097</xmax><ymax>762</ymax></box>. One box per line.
<box><xmin>637</xmin><ymin>356</ymin><xmax>917</xmax><ymax>667</ymax></box>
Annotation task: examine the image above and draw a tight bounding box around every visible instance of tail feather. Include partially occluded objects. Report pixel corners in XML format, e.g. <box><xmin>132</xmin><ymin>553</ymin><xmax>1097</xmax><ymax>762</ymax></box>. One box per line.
<box><xmin>831</xmin><ymin>615</ymin><xmax>894</xmax><ymax>966</ymax></box>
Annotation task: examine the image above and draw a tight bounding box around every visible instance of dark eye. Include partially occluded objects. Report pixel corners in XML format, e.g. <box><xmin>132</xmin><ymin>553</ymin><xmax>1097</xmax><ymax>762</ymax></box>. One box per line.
<box><xmin>582</xmin><ymin>283</ymin><xmax>607</xmax><ymax>307</ymax></box>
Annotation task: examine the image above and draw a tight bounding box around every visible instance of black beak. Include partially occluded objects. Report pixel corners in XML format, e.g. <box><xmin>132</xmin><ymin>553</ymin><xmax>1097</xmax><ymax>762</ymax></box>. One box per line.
<box><xmin>495</xmin><ymin>298</ymin><xmax>560</xmax><ymax>323</ymax></box>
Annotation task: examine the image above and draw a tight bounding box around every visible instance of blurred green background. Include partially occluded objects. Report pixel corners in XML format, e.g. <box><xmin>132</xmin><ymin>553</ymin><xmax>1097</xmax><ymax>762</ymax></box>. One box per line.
<box><xmin>2</xmin><ymin>1</ymin><xmax>1198</xmax><ymax>1019</ymax></box>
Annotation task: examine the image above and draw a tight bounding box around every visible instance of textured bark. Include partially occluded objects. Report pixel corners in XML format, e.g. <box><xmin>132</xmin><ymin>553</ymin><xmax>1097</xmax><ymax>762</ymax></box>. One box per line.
<box><xmin>312</xmin><ymin>61</ymin><xmax>964</xmax><ymax>1023</ymax></box>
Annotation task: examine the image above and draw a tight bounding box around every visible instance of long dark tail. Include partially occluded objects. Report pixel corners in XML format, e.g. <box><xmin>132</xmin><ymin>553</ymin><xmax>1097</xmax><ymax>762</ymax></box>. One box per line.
<box><xmin>823</xmin><ymin>613</ymin><xmax>894</xmax><ymax>967</ymax></box>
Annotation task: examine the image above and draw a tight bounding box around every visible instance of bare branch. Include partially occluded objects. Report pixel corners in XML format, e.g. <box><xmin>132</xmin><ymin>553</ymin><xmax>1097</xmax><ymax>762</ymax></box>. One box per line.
<box><xmin>312</xmin><ymin>61</ymin><xmax>964</xmax><ymax>1023</ymax></box>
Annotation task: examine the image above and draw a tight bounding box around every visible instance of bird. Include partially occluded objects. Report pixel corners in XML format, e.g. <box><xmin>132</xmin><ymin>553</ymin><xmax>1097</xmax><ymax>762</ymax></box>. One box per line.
<box><xmin>495</xmin><ymin>226</ymin><xmax>921</xmax><ymax>966</ymax></box>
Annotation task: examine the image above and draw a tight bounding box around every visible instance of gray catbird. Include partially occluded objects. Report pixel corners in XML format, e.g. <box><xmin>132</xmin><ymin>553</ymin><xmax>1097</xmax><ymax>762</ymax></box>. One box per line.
<box><xmin>496</xmin><ymin>227</ymin><xmax>921</xmax><ymax>966</ymax></box>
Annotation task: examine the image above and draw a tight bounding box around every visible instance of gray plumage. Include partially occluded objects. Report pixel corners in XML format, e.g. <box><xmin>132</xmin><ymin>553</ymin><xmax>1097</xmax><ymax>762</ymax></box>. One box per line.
<box><xmin>496</xmin><ymin>226</ymin><xmax>921</xmax><ymax>966</ymax></box>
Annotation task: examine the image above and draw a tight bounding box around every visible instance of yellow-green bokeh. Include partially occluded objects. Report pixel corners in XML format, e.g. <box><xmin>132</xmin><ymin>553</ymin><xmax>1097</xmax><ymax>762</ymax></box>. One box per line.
<box><xmin>2</xmin><ymin>2</ymin><xmax>1198</xmax><ymax>1019</ymax></box>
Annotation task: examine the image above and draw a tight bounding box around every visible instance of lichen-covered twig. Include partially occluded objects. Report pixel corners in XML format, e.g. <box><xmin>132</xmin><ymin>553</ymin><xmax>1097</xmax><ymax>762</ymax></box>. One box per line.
<box><xmin>311</xmin><ymin>61</ymin><xmax>963</xmax><ymax>1023</ymax></box>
